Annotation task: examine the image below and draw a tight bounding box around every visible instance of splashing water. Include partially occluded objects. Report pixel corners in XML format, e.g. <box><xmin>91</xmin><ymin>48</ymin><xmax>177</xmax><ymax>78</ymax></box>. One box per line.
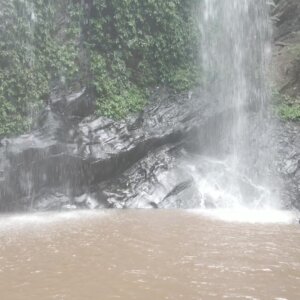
<box><xmin>194</xmin><ymin>208</ymin><xmax>297</xmax><ymax>224</ymax></box>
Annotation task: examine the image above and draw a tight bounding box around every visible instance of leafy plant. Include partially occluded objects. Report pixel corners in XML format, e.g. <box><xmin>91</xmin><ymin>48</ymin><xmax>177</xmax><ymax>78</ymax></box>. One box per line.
<box><xmin>0</xmin><ymin>0</ymin><xmax>83</xmax><ymax>137</ymax></box>
<box><xmin>277</xmin><ymin>104</ymin><xmax>300</xmax><ymax>121</ymax></box>
<box><xmin>97</xmin><ymin>87</ymin><xmax>146</xmax><ymax>119</ymax></box>
<box><xmin>0</xmin><ymin>0</ymin><xmax>201</xmax><ymax>136</ymax></box>
<box><xmin>86</xmin><ymin>0</ymin><xmax>202</xmax><ymax>117</ymax></box>
<box><xmin>272</xmin><ymin>88</ymin><xmax>300</xmax><ymax>121</ymax></box>
<box><xmin>168</xmin><ymin>67</ymin><xmax>202</xmax><ymax>92</ymax></box>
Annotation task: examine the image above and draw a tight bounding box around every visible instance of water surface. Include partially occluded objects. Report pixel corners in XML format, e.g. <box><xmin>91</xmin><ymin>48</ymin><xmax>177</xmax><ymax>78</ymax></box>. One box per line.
<box><xmin>0</xmin><ymin>210</ymin><xmax>299</xmax><ymax>300</ymax></box>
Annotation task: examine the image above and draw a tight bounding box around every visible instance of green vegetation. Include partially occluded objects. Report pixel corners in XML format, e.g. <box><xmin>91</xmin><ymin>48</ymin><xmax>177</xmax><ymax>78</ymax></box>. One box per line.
<box><xmin>0</xmin><ymin>1</ymin><xmax>83</xmax><ymax>136</ymax></box>
<box><xmin>272</xmin><ymin>89</ymin><xmax>300</xmax><ymax>121</ymax></box>
<box><xmin>273</xmin><ymin>42</ymin><xmax>300</xmax><ymax>121</ymax></box>
<box><xmin>277</xmin><ymin>104</ymin><xmax>300</xmax><ymax>121</ymax></box>
<box><xmin>0</xmin><ymin>0</ymin><xmax>201</xmax><ymax>137</ymax></box>
<box><xmin>87</xmin><ymin>0</ymin><xmax>201</xmax><ymax>118</ymax></box>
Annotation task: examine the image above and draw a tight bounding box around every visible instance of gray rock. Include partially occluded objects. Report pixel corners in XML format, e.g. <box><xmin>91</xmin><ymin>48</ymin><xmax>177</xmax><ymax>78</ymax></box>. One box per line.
<box><xmin>0</xmin><ymin>87</ymin><xmax>220</xmax><ymax>212</ymax></box>
<box><xmin>51</xmin><ymin>88</ymin><xmax>95</xmax><ymax>118</ymax></box>
<box><xmin>282</xmin><ymin>158</ymin><xmax>299</xmax><ymax>175</ymax></box>
<box><xmin>85</xmin><ymin>196</ymin><xmax>99</xmax><ymax>210</ymax></box>
<box><xmin>273</xmin><ymin>120</ymin><xmax>300</xmax><ymax>209</ymax></box>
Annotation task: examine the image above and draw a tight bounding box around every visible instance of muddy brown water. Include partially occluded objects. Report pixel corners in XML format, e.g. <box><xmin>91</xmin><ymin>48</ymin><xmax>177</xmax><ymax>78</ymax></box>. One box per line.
<box><xmin>0</xmin><ymin>210</ymin><xmax>299</xmax><ymax>300</ymax></box>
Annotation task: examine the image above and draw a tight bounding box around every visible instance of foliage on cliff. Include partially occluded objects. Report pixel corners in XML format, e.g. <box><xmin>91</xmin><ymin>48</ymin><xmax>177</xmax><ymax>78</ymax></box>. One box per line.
<box><xmin>0</xmin><ymin>0</ymin><xmax>201</xmax><ymax>136</ymax></box>
<box><xmin>273</xmin><ymin>90</ymin><xmax>300</xmax><ymax>121</ymax></box>
<box><xmin>87</xmin><ymin>0</ymin><xmax>201</xmax><ymax>118</ymax></box>
<box><xmin>0</xmin><ymin>1</ymin><xmax>82</xmax><ymax>136</ymax></box>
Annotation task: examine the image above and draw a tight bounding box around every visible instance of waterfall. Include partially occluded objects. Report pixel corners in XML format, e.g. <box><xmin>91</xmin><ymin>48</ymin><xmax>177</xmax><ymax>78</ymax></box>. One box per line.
<box><xmin>201</xmin><ymin>0</ymin><xmax>271</xmax><ymax>153</ymax></box>
<box><xmin>188</xmin><ymin>0</ymin><xmax>279</xmax><ymax>209</ymax></box>
<box><xmin>0</xmin><ymin>1</ymin><xmax>289</xmax><ymax>213</ymax></box>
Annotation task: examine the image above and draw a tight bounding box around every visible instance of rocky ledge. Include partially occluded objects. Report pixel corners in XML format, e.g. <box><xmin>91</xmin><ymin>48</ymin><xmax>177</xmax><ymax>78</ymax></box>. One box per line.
<box><xmin>0</xmin><ymin>87</ymin><xmax>221</xmax><ymax>212</ymax></box>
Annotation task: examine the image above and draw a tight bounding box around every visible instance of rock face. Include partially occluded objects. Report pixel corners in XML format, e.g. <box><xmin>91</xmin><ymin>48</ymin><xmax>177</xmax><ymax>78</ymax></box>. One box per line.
<box><xmin>0</xmin><ymin>87</ymin><xmax>219</xmax><ymax>212</ymax></box>
<box><xmin>270</xmin><ymin>0</ymin><xmax>300</xmax><ymax>209</ymax></box>
<box><xmin>272</xmin><ymin>0</ymin><xmax>300</xmax><ymax>97</ymax></box>
<box><xmin>274</xmin><ymin>121</ymin><xmax>300</xmax><ymax>210</ymax></box>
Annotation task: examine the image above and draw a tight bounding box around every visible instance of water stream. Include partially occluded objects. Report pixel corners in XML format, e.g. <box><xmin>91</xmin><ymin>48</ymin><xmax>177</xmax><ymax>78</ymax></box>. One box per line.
<box><xmin>192</xmin><ymin>0</ymin><xmax>277</xmax><ymax>210</ymax></box>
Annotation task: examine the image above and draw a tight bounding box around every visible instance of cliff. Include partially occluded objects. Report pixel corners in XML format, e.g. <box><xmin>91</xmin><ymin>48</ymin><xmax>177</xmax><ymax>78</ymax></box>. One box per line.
<box><xmin>272</xmin><ymin>0</ymin><xmax>300</xmax><ymax>98</ymax></box>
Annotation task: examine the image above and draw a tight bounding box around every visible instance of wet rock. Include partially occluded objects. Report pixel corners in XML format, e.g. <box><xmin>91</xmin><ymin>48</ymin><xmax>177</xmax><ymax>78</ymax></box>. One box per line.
<box><xmin>149</xmin><ymin>202</ymin><xmax>159</xmax><ymax>209</ymax></box>
<box><xmin>51</xmin><ymin>88</ymin><xmax>95</xmax><ymax>118</ymax></box>
<box><xmin>159</xmin><ymin>180</ymin><xmax>197</xmax><ymax>209</ymax></box>
<box><xmin>85</xmin><ymin>195</ymin><xmax>99</xmax><ymax>210</ymax></box>
<box><xmin>281</xmin><ymin>158</ymin><xmax>299</xmax><ymax>175</ymax></box>
<box><xmin>0</xmin><ymin>87</ymin><xmax>220</xmax><ymax>212</ymax></box>
<box><xmin>34</xmin><ymin>192</ymin><xmax>72</xmax><ymax>211</ymax></box>
<box><xmin>272</xmin><ymin>0</ymin><xmax>300</xmax><ymax>96</ymax></box>
<box><xmin>274</xmin><ymin>120</ymin><xmax>300</xmax><ymax>209</ymax></box>
<box><xmin>74</xmin><ymin>194</ymin><xmax>87</xmax><ymax>205</ymax></box>
<box><xmin>96</xmin><ymin>144</ymin><xmax>179</xmax><ymax>209</ymax></box>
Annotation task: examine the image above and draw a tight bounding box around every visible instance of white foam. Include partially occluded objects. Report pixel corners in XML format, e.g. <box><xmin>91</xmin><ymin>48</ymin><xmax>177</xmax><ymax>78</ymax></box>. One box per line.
<box><xmin>0</xmin><ymin>210</ymin><xmax>109</xmax><ymax>231</ymax></box>
<box><xmin>190</xmin><ymin>208</ymin><xmax>298</xmax><ymax>224</ymax></box>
